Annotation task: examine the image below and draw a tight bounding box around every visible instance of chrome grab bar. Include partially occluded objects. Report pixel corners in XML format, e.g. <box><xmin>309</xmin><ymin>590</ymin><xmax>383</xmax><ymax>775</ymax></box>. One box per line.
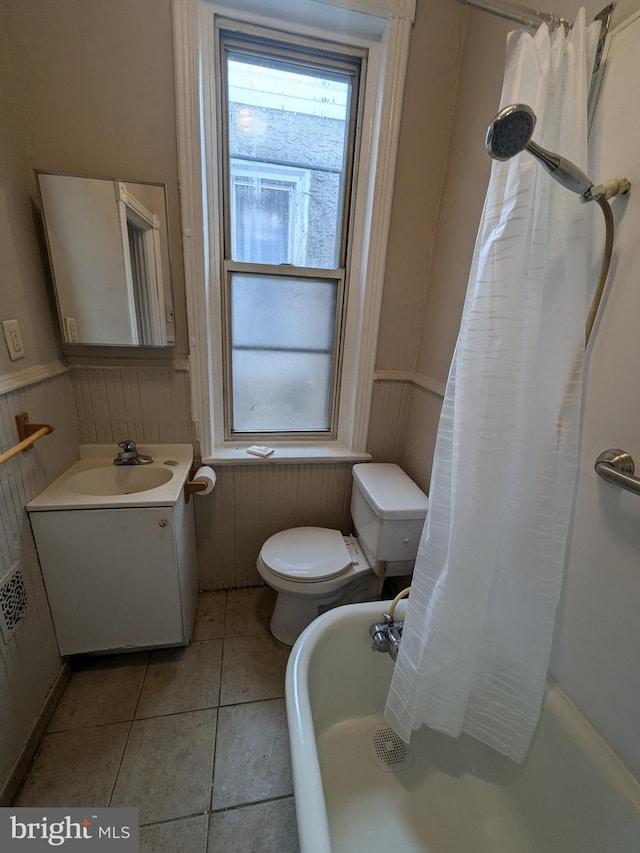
<box><xmin>594</xmin><ymin>449</ymin><xmax>640</xmax><ymax>497</ymax></box>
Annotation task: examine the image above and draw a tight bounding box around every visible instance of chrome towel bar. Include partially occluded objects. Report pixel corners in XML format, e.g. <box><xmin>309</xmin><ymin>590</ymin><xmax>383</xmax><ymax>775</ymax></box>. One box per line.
<box><xmin>594</xmin><ymin>449</ymin><xmax>640</xmax><ymax>496</ymax></box>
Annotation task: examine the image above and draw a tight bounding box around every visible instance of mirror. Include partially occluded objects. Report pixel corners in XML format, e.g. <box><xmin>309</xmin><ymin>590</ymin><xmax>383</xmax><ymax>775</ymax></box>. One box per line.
<box><xmin>36</xmin><ymin>172</ymin><xmax>175</xmax><ymax>347</ymax></box>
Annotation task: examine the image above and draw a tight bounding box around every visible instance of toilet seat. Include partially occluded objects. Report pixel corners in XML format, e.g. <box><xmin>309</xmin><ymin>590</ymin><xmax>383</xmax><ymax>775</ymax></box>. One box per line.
<box><xmin>260</xmin><ymin>527</ymin><xmax>353</xmax><ymax>582</ymax></box>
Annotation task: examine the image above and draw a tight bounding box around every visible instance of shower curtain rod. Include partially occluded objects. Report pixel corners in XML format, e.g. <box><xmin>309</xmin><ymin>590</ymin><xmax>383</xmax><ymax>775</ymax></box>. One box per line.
<box><xmin>454</xmin><ymin>0</ymin><xmax>571</xmax><ymax>30</ymax></box>
<box><xmin>454</xmin><ymin>1</ymin><xmax>615</xmax><ymax>77</ymax></box>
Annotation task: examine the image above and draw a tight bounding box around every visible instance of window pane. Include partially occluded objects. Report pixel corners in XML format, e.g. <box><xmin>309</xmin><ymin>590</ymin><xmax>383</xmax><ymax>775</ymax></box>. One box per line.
<box><xmin>232</xmin><ymin>350</ymin><xmax>333</xmax><ymax>432</ymax></box>
<box><xmin>233</xmin><ymin>180</ymin><xmax>291</xmax><ymax>265</ymax></box>
<box><xmin>227</xmin><ymin>54</ymin><xmax>351</xmax><ymax>268</ymax></box>
<box><xmin>230</xmin><ymin>273</ymin><xmax>337</xmax><ymax>432</ymax></box>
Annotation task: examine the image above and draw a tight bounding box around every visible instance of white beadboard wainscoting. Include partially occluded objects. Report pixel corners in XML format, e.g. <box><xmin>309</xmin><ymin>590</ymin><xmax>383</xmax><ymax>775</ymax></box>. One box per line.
<box><xmin>63</xmin><ymin>365</ymin><xmax>444</xmax><ymax>591</ymax></box>
<box><xmin>367</xmin><ymin>379</ymin><xmax>413</xmax><ymax>464</ymax></box>
<box><xmin>70</xmin><ymin>364</ymin><xmax>195</xmax><ymax>447</ymax></box>
<box><xmin>195</xmin><ymin>463</ymin><xmax>355</xmax><ymax>590</ymax></box>
<box><xmin>195</xmin><ymin>377</ymin><xmax>445</xmax><ymax>591</ymax></box>
<box><xmin>0</xmin><ymin>371</ymin><xmax>78</xmax><ymax>802</ymax></box>
<box><xmin>369</xmin><ymin>374</ymin><xmax>444</xmax><ymax>495</ymax></box>
<box><xmin>401</xmin><ymin>381</ymin><xmax>444</xmax><ymax>494</ymax></box>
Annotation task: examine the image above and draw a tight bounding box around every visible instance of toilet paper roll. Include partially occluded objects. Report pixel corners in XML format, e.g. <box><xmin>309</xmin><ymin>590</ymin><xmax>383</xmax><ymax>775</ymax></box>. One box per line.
<box><xmin>192</xmin><ymin>465</ymin><xmax>217</xmax><ymax>495</ymax></box>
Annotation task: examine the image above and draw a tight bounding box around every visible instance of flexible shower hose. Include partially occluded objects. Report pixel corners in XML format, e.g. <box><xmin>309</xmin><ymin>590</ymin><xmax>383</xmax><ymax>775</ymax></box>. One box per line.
<box><xmin>386</xmin><ymin>586</ymin><xmax>411</xmax><ymax>621</ymax></box>
<box><xmin>585</xmin><ymin>197</ymin><xmax>615</xmax><ymax>346</ymax></box>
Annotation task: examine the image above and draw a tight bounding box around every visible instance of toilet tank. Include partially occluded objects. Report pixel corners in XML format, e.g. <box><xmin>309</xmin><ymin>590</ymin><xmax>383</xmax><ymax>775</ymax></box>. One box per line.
<box><xmin>350</xmin><ymin>463</ymin><xmax>428</xmax><ymax>575</ymax></box>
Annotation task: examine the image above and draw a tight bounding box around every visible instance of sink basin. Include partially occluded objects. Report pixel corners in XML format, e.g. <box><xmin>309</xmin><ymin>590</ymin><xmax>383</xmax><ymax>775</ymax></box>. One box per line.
<box><xmin>65</xmin><ymin>466</ymin><xmax>174</xmax><ymax>496</ymax></box>
<box><xmin>26</xmin><ymin>444</ymin><xmax>194</xmax><ymax>510</ymax></box>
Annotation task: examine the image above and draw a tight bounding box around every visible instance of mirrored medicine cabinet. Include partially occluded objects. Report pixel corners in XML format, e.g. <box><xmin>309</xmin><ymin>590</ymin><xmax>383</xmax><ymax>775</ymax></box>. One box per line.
<box><xmin>36</xmin><ymin>171</ymin><xmax>176</xmax><ymax>347</ymax></box>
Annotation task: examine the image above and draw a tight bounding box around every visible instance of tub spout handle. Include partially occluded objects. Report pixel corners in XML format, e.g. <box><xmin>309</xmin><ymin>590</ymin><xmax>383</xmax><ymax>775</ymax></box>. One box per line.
<box><xmin>370</xmin><ymin>623</ymin><xmax>391</xmax><ymax>654</ymax></box>
<box><xmin>369</xmin><ymin>619</ymin><xmax>404</xmax><ymax>660</ymax></box>
<box><xmin>387</xmin><ymin>624</ymin><xmax>403</xmax><ymax>661</ymax></box>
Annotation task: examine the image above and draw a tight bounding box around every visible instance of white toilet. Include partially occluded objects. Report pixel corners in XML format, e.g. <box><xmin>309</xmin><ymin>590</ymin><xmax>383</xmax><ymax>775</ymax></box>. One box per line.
<box><xmin>256</xmin><ymin>463</ymin><xmax>428</xmax><ymax>645</ymax></box>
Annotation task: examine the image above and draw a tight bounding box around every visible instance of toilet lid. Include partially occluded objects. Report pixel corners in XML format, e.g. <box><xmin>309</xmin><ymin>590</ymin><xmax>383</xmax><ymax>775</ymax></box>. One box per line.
<box><xmin>261</xmin><ymin>527</ymin><xmax>353</xmax><ymax>582</ymax></box>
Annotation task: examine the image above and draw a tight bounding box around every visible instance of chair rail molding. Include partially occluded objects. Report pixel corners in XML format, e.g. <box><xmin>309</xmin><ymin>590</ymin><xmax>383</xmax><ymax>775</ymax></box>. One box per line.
<box><xmin>0</xmin><ymin>361</ymin><xmax>67</xmax><ymax>396</ymax></box>
<box><xmin>374</xmin><ymin>369</ymin><xmax>446</xmax><ymax>397</ymax></box>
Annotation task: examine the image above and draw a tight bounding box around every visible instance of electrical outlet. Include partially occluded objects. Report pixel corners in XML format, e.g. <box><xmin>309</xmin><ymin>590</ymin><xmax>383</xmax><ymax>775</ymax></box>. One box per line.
<box><xmin>2</xmin><ymin>319</ymin><xmax>25</xmax><ymax>361</ymax></box>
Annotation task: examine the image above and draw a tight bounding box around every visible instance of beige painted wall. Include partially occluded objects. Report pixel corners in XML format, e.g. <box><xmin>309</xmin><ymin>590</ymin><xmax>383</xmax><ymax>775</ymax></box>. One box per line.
<box><xmin>3</xmin><ymin>0</ymin><xmax>463</xmax><ymax>376</ymax></box>
<box><xmin>2</xmin><ymin>0</ymin><xmax>188</xmax><ymax>359</ymax></box>
<box><xmin>375</xmin><ymin>0</ymin><xmax>467</xmax><ymax>372</ymax></box>
<box><xmin>416</xmin><ymin>0</ymin><xmax>637</xmax><ymax>386</ymax></box>
<box><xmin>0</xmin><ymin>6</ymin><xmax>60</xmax><ymax>375</ymax></box>
<box><xmin>415</xmin><ymin>7</ymin><xmax>510</xmax><ymax>383</ymax></box>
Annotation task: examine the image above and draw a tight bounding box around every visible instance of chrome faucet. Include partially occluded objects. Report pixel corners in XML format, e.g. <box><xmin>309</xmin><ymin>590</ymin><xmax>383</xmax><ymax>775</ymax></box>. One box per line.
<box><xmin>370</xmin><ymin>612</ymin><xmax>404</xmax><ymax>661</ymax></box>
<box><xmin>113</xmin><ymin>440</ymin><xmax>153</xmax><ymax>465</ymax></box>
<box><xmin>370</xmin><ymin>588</ymin><xmax>410</xmax><ymax>661</ymax></box>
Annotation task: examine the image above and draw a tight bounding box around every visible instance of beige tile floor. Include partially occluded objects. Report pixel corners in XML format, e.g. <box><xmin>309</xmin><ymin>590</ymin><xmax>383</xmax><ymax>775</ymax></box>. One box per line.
<box><xmin>13</xmin><ymin>588</ymin><xmax>300</xmax><ymax>853</ymax></box>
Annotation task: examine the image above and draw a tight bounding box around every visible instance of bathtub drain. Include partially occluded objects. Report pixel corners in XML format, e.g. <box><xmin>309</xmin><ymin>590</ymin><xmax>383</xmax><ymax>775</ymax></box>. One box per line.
<box><xmin>367</xmin><ymin>725</ymin><xmax>413</xmax><ymax>772</ymax></box>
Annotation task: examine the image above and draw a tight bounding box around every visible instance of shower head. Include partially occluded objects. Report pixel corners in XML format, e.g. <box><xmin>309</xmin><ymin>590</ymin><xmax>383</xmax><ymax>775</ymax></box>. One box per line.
<box><xmin>485</xmin><ymin>103</ymin><xmax>594</xmax><ymax>198</ymax></box>
<box><xmin>485</xmin><ymin>104</ymin><xmax>536</xmax><ymax>160</ymax></box>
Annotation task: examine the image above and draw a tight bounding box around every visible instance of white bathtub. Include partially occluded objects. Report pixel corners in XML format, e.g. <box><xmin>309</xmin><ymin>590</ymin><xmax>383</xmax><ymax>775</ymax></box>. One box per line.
<box><xmin>286</xmin><ymin>600</ymin><xmax>640</xmax><ymax>853</ymax></box>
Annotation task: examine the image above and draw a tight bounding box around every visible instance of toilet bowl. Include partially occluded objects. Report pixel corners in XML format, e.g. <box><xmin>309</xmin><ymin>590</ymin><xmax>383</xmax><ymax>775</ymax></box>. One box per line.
<box><xmin>257</xmin><ymin>527</ymin><xmax>378</xmax><ymax>645</ymax></box>
<box><xmin>256</xmin><ymin>463</ymin><xmax>428</xmax><ymax>645</ymax></box>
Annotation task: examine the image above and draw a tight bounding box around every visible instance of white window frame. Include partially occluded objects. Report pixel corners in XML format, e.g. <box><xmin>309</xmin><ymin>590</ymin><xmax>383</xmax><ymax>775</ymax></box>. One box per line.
<box><xmin>229</xmin><ymin>160</ymin><xmax>311</xmax><ymax>267</ymax></box>
<box><xmin>172</xmin><ymin>0</ymin><xmax>415</xmax><ymax>463</ymax></box>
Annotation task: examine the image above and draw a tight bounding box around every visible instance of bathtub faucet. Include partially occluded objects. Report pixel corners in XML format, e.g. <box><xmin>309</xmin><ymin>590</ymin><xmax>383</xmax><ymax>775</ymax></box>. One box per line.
<box><xmin>369</xmin><ymin>612</ymin><xmax>403</xmax><ymax>661</ymax></box>
<box><xmin>369</xmin><ymin>587</ymin><xmax>411</xmax><ymax>661</ymax></box>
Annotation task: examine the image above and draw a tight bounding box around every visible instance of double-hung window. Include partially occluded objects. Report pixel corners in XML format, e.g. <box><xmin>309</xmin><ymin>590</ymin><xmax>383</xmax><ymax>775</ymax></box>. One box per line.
<box><xmin>218</xmin><ymin>30</ymin><xmax>362</xmax><ymax>438</ymax></box>
<box><xmin>173</xmin><ymin>0</ymin><xmax>415</xmax><ymax>461</ymax></box>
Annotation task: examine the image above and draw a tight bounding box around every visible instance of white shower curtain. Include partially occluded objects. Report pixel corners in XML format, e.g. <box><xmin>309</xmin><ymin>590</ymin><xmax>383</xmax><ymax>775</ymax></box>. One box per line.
<box><xmin>385</xmin><ymin>10</ymin><xmax>600</xmax><ymax>762</ymax></box>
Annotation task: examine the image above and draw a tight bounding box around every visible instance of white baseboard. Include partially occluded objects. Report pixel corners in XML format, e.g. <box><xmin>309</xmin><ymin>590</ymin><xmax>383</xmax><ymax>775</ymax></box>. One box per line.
<box><xmin>0</xmin><ymin>663</ymin><xmax>70</xmax><ymax>805</ymax></box>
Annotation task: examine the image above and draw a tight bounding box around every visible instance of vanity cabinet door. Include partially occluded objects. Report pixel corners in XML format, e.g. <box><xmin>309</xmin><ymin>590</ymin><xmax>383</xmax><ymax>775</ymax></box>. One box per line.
<box><xmin>30</xmin><ymin>507</ymin><xmax>186</xmax><ymax>655</ymax></box>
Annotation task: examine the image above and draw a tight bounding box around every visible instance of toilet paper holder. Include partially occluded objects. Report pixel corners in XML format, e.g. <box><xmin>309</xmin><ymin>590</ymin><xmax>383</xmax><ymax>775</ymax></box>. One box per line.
<box><xmin>184</xmin><ymin>464</ymin><xmax>215</xmax><ymax>503</ymax></box>
<box><xmin>184</xmin><ymin>479</ymin><xmax>208</xmax><ymax>503</ymax></box>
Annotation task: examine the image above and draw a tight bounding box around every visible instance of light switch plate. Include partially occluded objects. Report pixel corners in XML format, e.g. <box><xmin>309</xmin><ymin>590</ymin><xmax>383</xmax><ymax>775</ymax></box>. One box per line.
<box><xmin>63</xmin><ymin>317</ymin><xmax>78</xmax><ymax>343</ymax></box>
<box><xmin>2</xmin><ymin>319</ymin><xmax>25</xmax><ymax>360</ymax></box>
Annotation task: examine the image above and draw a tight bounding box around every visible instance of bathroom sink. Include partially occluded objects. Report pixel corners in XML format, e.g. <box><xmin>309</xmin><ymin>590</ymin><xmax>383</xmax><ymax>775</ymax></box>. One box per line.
<box><xmin>65</xmin><ymin>465</ymin><xmax>174</xmax><ymax>496</ymax></box>
<box><xmin>26</xmin><ymin>444</ymin><xmax>194</xmax><ymax>510</ymax></box>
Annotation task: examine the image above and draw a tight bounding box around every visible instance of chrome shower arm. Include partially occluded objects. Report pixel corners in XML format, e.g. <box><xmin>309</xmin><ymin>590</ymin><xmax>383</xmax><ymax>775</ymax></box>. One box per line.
<box><xmin>525</xmin><ymin>140</ymin><xmax>593</xmax><ymax>196</ymax></box>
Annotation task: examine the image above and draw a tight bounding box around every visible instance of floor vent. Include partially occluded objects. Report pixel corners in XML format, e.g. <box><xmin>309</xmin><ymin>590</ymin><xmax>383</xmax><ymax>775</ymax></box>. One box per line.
<box><xmin>368</xmin><ymin>724</ymin><xmax>413</xmax><ymax>772</ymax></box>
<box><xmin>0</xmin><ymin>562</ymin><xmax>29</xmax><ymax>642</ymax></box>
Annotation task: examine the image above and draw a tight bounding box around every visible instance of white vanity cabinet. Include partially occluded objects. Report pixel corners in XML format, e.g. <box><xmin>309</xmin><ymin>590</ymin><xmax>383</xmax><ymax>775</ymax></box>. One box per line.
<box><xmin>29</xmin><ymin>496</ymin><xmax>198</xmax><ymax>656</ymax></box>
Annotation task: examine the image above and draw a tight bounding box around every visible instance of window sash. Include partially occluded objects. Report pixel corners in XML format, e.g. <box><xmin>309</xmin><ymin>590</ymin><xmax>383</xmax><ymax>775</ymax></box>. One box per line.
<box><xmin>218</xmin><ymin>28</ymin><xmax>361</xmax><ymax>440</ymax></box>
<box><xmin>222</xmin><ymin>262</ymin><xmax>346</xmax><ymax>439</ymax></box>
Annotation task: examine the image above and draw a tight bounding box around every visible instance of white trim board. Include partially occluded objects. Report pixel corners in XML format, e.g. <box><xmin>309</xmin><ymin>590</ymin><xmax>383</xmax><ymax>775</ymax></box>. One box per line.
<box><xmin>0</xmin><ymin>361</ymin><xmax>67</xmax><ymax>396</ymax></box>
<box><xmin>374</xmin><ymin>369</ymin><xmax>446</xmax><ymax>397</ymax></box>
<box><xmin>66</xmin><ymin>359</ymin><xmax>190</xmax><ymax>372</ymax></box>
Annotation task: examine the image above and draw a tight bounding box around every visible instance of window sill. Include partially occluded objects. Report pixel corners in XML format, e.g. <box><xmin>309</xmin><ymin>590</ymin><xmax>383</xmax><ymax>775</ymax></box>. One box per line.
<box><xmin>203</xmin><ymin>444</ymin><xmax>372</xmax><ymax>466</ymax></box>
